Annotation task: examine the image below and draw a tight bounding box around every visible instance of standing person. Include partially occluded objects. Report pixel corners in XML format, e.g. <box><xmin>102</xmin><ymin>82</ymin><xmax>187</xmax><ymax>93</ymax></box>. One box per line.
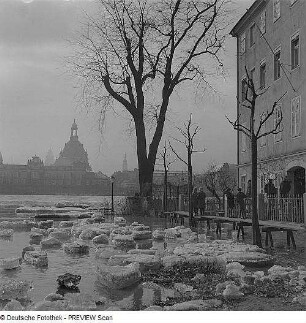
<box><xmin>225</xmin><ymin>188</ymin><xmax>235</xmax><ymax>215</ymax></box>
<box><xmin>264</xmin><ymin>179</ymin><xmax>277</xmax><ymax>196</ymax></box>
<box><xmin>191</xmin><ymin>187</ymin><xmax>199</xmax><ymax>216</ymax></box>
<box><xmin>236</xmin><ymin>188</ymin><xmax>247</xmax><ymax>219</ymax></box>
<box><xmin>197</xmin><ymin>187</ymin><xmax>206</xmax><ymax>216</ymax></box>
<box><xmin>280</xmin><ymin>176</ymin><xmax>291</xmax><ymax>197</ymax></box>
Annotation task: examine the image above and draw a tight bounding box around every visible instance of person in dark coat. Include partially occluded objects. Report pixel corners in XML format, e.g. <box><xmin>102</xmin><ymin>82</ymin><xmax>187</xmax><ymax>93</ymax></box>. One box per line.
<box><xmin>280</xmin><ymin>177</ymin><xmax>291</xmax><ymax>197</ymax></box>
<box><xmin>191</xmin><ymin>188</ymin><xmax>198</xmax><ymax>216</ymax></box>
<box><xmin>264</xmin><ymin>179</ymin><xmax>277</xmax><ymax>196</ymax></box>
<box><xmin>225</xmin><ymin>188</ymin><xmax>235</xmax><ymax>210</ymax></box>
<box><xmin>197</xmin><ymin>187</ymin><xmax>206</xmax><ymax>216</ymax></box>
<box><xmin>236</xmin><ymin>188</ymin><xmax>247</xmax><ymax>218</ymax></box>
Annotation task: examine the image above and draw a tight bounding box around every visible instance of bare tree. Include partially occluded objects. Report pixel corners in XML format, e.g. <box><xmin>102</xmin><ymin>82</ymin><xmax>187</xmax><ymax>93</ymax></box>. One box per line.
<box><xmin>218</xmin><ymin>163</ymin><xmax>237</xmax><ymax>193</ymax></box>
<box><xmin>72</xmin><ymin>0</ymin><xmax>229</xmax><ymax>197</ymax></box>
<box><xmin>169</xmin><ymin>114</ymin><xmax>205</xmax><ymax>226</ymax></box>
<box><xmin>227</xmin><ymin>67</ymin><xmax>285</xmax><ymax>247</ymax></box>
<box><xmin>203</xmin><ymin>164</ymin><xmax>221</xmax><ymax>202</ymax></box>
<box><xmin>202</xmin><ymin>162</ymin><xmax>237</xmax><ymax>202</ymax></box>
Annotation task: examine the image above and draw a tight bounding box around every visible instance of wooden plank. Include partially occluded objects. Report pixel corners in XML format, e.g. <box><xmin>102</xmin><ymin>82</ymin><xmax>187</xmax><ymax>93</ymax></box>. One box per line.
<box><xmin>172</xmin><ymin>211</ymin><xmax>305</xmax><ymax>231</ymax></box>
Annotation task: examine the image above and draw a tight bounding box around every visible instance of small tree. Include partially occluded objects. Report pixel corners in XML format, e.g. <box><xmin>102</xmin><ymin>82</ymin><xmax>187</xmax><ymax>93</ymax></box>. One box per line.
<box><xmin>218</xmin><ymin>164</ymin><xmax>237</xmax><ymax>193</ymax></box>
<box><xmin>227</xmin><ymin>67</ymin><xmax>285</xmax><ymax>247</ymax></box>
<box><xmin>203</xmin><ymin>164</ymin><xmax>222</xmax><ymax>202</ymax></box>
<box><xmin>203</xmin><ymin>163</ymin><xmax>237</xmax><ymax>202</ymax></box>
<box><xmin>72</xmin><ymin>0</ymin><xmax>229</xmax><ymax>197</ymax></box>
<box><xmin>169</xmin><ymin>114</ymin><xmax>205</xmax><ymax>226</ymax></box>
<box><xmin>159</xmin><ymin>141</ymin><xmax>175</xmax><ymax>212</ymax></box>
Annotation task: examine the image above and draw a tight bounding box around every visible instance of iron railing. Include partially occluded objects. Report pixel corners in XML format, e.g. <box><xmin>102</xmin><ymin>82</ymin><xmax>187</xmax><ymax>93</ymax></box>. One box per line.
<box><xmin>261</xmin><ymin>196</ymin><xmax>304</xmax><ymax>223</ymax></box>
<box><xmin>151</xmin><ymin>193</ymin><xmax>304</xmax><ymax>224</ymax></box>
<box><xmin>227</xmin><ymin>195</ymin><xmax>304</xmax><ymax>224</ymax></box>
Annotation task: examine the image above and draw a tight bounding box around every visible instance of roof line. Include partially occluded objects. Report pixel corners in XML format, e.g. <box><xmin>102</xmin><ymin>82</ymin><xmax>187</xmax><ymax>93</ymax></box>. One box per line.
<box><xmin>230</xmin><ymin>0</ymin><xmax>266</xmax><ymax>37</ymax></box>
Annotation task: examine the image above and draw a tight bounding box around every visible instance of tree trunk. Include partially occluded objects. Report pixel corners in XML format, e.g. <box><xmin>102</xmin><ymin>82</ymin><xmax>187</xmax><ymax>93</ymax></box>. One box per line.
<box><xmin>135</xmin><ymin>117</ymin><xmax>154</xmax><ymax>197</ymax></box>
<box><xmin>163</xmin><ymin>169</ymin><xmax>168</xmax><ymax>212</ymax></box>
<box><xmin>188</xmin><ymin>148</ymin><xmax>193</xmax><ymax>227</ymax></box>
<box><xmin>138</xmin><ymin>163</ymin><xmax>154</xmax><ymax>197</ymax></box>
<box><xmin>251</xmin><ymin>133</ymin><xmax>262</xmax><ymax>247</ymax></box>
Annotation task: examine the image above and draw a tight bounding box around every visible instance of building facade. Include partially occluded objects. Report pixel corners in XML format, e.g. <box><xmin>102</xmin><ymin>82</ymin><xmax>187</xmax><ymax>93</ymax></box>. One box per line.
<box><xmin>231</xmin><ymin>0</ymin><xmax>306</xmax><ymax>196</ymax></box>
<box><xmin>0</xmin><ymin>121</ymin><xmax>110</xmax><ymax>195</ymax></box>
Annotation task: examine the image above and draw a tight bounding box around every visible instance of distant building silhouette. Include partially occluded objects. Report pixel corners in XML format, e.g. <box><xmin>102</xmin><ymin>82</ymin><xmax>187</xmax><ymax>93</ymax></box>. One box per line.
<box><xmin>0</xmin><ymin>121</ymin><xmax>110</xmax><ymax>195</ymax></box>
<box><xmin>54</xmin><ymin>119</ymin><xmax>91</xmax><ymax>171</ymax></box>
<box><xmin>45</xmin><ymin>149</ymin><xmax>55</xmax><ymax>166</ymax></box>
<box><xmin>122</xmin><ymin>153</ymin><xmax>128</xmax><ymax>172</ymax></box>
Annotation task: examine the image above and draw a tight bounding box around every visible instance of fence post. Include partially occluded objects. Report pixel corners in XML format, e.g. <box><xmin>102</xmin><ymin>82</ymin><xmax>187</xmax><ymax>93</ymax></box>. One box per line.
<box><xmin>258</xmin><ymin>193</ymin><xmax>265</xmax><ymax>220</ymax></box>
<box><xmin>303</xmin><ymin>193</ymin><xmax>306</xmax><ymax>224</ymax></box>
<box><xmin>224</xmin><ymin>194</ymin><xmax>228</xmax><ymax>217</ymax></box>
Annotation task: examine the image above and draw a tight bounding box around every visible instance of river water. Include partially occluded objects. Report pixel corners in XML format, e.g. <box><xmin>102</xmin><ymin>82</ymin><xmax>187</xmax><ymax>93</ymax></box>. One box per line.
<box><xmin>0</xmin><ymin>195</ymin><xmax>176</xmax><ymax>309</ymax></box>
<box><xmin>0</xmin><ymin>195</ymin><xmax>306</xmax><ymax>310</ymax></box>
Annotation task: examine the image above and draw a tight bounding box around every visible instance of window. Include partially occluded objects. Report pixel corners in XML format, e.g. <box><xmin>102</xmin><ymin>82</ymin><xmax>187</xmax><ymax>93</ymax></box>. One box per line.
<box><xmin>274</xmin><ymin>48</ymin><xmax>281</xmax><ymax>80</ymax></box>
<box><xmin>241</xmin><ymin>78</ymin><xmax>248</xmax><ymax>101</ymax></box>
<box><xmin>32</xmin><ymin>172</ymin><xmax>39</xmax><ymax>180</ymax></box>
<box><xmin>240</xmin><ymin>32</ymin><xmax>246</xmax><ymax>54</ymax></box>
<box><xmin>274</xmin><ymin>106</ymin><xmax>282</xmax><ymax>142</ymax></box>
<box><xmin>241</xmin><ymin>175</ymin><xmax>246</xmax><ymax>193</ymax></box>
<box><xmin>260</xmin><ymin>10</ymin><xmax>266</xmax><ymax>34</ymax></box>
<box><xmin>259</xmin><ymin>113</ymin><xmax>267</xmax><ymax>147</ymax></box>
<box><xmin>291</xmin><ymin>96</ymin><xmax>301</xmax><ymax>137</ymax></box>
<box><xmin>291</xmin><ymin>33</ymin><xmax>300</xmax><ymax>69</ymax></box>
<box><xmin>273</xmin><ymin>0</ymin><xmax>280</xmax><ymax>21</ymax></box>
<box><xmin>260</xmin><ymin>62</ymin><xmax>266</xmax><ymax>89</ymax></box>
<box><xmin>250</xmin><ymin>24</ymin><xmax>255</xmax><ymax>47</ymax></box>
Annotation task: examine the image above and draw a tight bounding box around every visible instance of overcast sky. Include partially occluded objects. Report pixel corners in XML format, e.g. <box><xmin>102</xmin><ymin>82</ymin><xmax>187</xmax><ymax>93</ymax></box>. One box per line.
<box><xmin>0</xmin><ymin>0</ymin><xmax>253</xmax><ymax>176</ymax></box>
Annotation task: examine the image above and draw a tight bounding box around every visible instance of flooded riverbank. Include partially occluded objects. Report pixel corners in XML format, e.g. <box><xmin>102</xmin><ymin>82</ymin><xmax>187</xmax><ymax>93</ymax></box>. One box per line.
<box><xmin>0</xmin><ymin>195</ymin><xmax>306</xmax><ymax>310</ymax></box>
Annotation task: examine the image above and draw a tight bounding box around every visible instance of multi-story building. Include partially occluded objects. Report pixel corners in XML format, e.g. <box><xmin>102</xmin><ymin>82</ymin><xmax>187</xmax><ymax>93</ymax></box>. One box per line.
<box><xmin>0</xmin><ymin>121</ymin><xmax>110</xmax><ymax>195</ymax></box>
<box><xmin>231</xmin><ymin>0</ymin><xmax>306</xmax><ymax>196</ymax></box>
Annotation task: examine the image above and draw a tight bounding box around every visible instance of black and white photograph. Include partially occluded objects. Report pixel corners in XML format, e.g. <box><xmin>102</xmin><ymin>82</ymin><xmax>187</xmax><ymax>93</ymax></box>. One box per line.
<box><xmin>0</xmin><ymin>0</ymin><xmax>305</xmax><ymax>319</ymax></box>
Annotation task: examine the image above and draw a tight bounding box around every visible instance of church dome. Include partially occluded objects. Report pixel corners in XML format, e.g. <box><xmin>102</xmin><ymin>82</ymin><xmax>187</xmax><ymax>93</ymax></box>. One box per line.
<box><xmin>54</xmin><ymin>121</ymin><xmax>91</xmax><ymax>171</ymax></box>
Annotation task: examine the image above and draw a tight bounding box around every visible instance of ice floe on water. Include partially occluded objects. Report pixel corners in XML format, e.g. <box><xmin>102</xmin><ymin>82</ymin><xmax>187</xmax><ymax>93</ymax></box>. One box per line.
<box><xmin>0</xmin><ymin>211</ymin><xmax>306</xmax><ymax>311</ymax></box>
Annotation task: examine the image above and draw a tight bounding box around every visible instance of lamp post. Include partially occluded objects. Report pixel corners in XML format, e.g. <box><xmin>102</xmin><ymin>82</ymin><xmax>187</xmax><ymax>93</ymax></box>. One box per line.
<box><xmin>111</xmin><ymin>175</ymin><xmax>115</xmax><ymax>215</ymax></box>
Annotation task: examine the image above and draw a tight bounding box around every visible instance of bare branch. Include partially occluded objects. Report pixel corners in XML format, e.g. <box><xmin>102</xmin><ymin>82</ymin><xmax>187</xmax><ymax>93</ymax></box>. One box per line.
<box><xmin>256</xmin><ymin>92</ymin><xmax>287</xmax><ymax>138</ymax></box>
<box><xmin>70</xmin><ymin>0</ymin><xmax>230</xmax><ymax>196</ymax></box>
<box><xmin>169</xmin><ymin>141</ymin><xmax>188</xmax><ymax>166</ymax></box>
<box><xmin>225</xmin><ymin>115</ymin><xmax>251</xmax><ymax>138</ymax></box>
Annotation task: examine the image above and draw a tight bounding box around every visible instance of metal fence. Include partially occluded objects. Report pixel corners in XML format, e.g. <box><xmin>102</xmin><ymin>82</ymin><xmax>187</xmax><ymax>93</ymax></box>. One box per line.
<box><xmin>151</xmin><ymin>192</ymin><xmax>304</xmax><ymax>224</ymax></box>
<box><xmin>227</xmin><ymin>198</ymin><xmax>252</xmax><ymax>219</ymax></box>
<box><xmin>226</xmin><ymin>195</ymin><xmax>304</xmax><ymax>224</ymax></box>
<box><xmin>261</xmin><ymin>196</ymin><xmax>304</xmax><ymax>223</ymax></box>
